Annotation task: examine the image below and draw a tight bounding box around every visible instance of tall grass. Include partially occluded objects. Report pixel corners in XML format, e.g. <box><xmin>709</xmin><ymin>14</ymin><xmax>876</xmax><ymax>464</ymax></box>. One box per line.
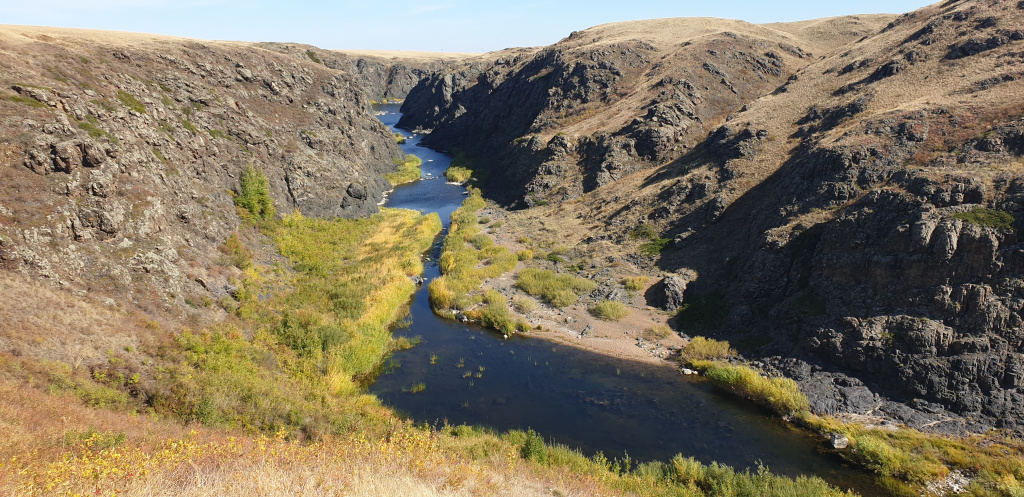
<box><xmin>681</xmin><ymin>337</ymin><xmax>806</xmax><ymax>416</ymax></box>
<box><xmin>384</xmin><ymin>154</ymin><xmax>422</xmax><ymax>186</ymax></box>
<box><xmin>443</xmin><ymin>148</ymin><xmax>477</xmax><ymax>183</ymax></box>
<box><xmin>1</xmin><ymin>383</ymin><xmax>858</xmax><ymax>497</ymax></box>
<box><xmin>802</xmin><ymin>415</ymin><xmax>1024</xmax><ymax>496</ymax></box>
<box><xmin>589</xmin><ymin>300</ymin><xmax>629</xmax><ymax>321</ymax></box>
<box><xmin>429</xmin><ymin>189</ymin><xmax>517</xmax><ymax>315</ymax></box>
<box><xmin>445</xmin><ymin>165</ymin><xmax>473</xmax><ymax>183</ymax></box>
<box><xmin>159</xmin><ymin>208</ymin><xmax>441</xmax><ymax>434</ymax></box>
<box><xmin>694</xmin><ymin>361</ymin><xmax>810</xmax><ymax>417</ymax></box>
<box><xmin>679</xmin><ymin>336</ymin><xmax>734</xmax><ymax>362</ymax></box>
<box><xmin>270</xmin><ymin>209</ymin><xmax>441</xmax><ymax>382</ymax></box>
<box><xmin>642</xmin><ymin>324</ymin><xmax>674</xmax><ymax>341</ymax></box>
<box><xmin>678</xmin><ymin>336</ymin><xmax>1024</xmax><ymax>495</ymax></box>
<box><xmin>515</xmin><ymin>268</ymin><xmax>597</xmax><ymax>308</ymax></box>
<box><xmin>467</xmin><ymin>290</ymin><xmax>528</xmax><ymax>334</ymax></box>
<box><xmin>497</xmin><ymin>428</ymin><xmax>855</xmax><ymax>497</ymax></box>
<box><xmin>624</xmin><ymin>276</ymin><xmax>648</xmax><ymax>291</ymax></box>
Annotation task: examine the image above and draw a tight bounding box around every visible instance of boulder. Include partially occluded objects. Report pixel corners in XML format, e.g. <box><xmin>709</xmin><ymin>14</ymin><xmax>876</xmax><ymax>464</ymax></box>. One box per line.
<box><xmin>829</xmin><ymin>433</ymin><xmax>850</xmax><ymax>449</ymax></box>
<box><xmin>646</xmin><ymin>274</ymin><xmax>688</xmax><ymax>311</ymax></box>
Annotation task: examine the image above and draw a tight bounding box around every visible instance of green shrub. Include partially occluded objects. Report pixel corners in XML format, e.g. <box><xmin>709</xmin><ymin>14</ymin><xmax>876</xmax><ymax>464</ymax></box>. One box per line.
<box><xmin>516</xmin><ymin>268</ymin><xmax>597</xmax><ymax>308</ymax></box>
<box><xmin>468</xmin><ymin>233</ymin><xmax>493</xmax><ymax>250</ymax></box>
<box><xmin>305</xmin><ymin>50</ymin><xmax>322</xmax><ymax>64</ymax></box>
<box><xmin>393</xmin><ymin>132</ymin><xmax>406</xmax><ymax>144</ymax></box>
<box><xmin>512</xmin><ymin>296</ymin><xmax>538</xmax><ymax>313</ymax></box>
<box><xmin>642</xmin><ymin>324</ymin><xmax>674</xmax><ymax>341</ymax></box>
<box><xmin>384</xmin><ymin>154</ymin><xmax>422</xmax><ymax>186</ymax></box>
<box><xmin>444</xmin><ymin>165</ymin><xmax>473</xmax><ymax>183</ymax></box>
<box><xmin>639</xmin><ymin>238</ymin><xmax>671</xmax><ymax>256</ymax></box>
<box><xmin>219</xmin><ymin>232</ymin><xmax>252</xmax><ymax>269</ymax></box>
<box><xmin>953</xmin><ymin>207</ymin><xmax>1016</xmax><ymax>231</ymax></box>
<box><xmin>519</xmin><ymin>429</ymin><xmax>548</xmax><ymax>464</ymax></box>
<box><xmin>696</xmin><ymin>361</ymin><xmax>810</xmax><ymax>416</ymax></box>
<box><xmin>623</xmin><ymin>276</ymin><xmax>647</xmax><ymax>291</ymax></box>
<box><xmin>115</xmin><ymin>90</ymin><xmax>146</xmax><ymax>113</ymax></box>
<box><xmin>471</xmin><ymin>290</ymin><xmax>527</xmax><ymax>333</ymax></box>
<box><xmin>478</xmin><ymin>216</ymin><xmax>491</xmax><ymax>224</ymax></box>
<box><xmin>546</xmin><ymin>252</ymin><xmax>565</xmax><ymax>264</ymax></box>
<box><xmin>630</xmin><ymin>223</ymin><xmax>658</xmax><ymax>240</ymax></box>
<box><xmin>679</xmin><ymin>336</ymin><xmax>734</xmax><ymax>363</ymax></box>
<box><xmin>589</xmin><ymin>300</ymin><xmax>629</xmax><ymax>321</ymax></box>
<box><xmin>234</xmin><ymin>165</ymin><xmax>276</xmax><ymax>220</ymax></box>
<box><xmin>516</xmin><ymin>249</ymin><xmax>534</xmax><ymax>261</ymax></box>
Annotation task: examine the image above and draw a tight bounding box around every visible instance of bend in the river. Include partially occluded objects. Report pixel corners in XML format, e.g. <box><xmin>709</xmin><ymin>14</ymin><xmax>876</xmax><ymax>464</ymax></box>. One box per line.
<box><xmin>370</xmin><ymin>103</ymin><xmax>883</xmax><ymax>497</ymax></box>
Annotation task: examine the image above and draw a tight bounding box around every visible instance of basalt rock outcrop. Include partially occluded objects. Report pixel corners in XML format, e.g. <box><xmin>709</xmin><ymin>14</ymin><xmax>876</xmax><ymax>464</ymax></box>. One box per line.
<box><xmin>398</xmin><ymin>17</ymin><xmax>887</xmax><ymax>206</ymax></box>
<box><xmin>0</xmin><ymin>26</ymin><xmax>408</xmax><ymax>315</ymax></box>
<box><xmin>398</xmin><ymin>2</ymin><xmax>1024</xmax><ymax>433</ymax></box>
<box><xmin>258</xmin><ymin>43</ymin><xmax>470</xmax><ymax>100</ymax></box>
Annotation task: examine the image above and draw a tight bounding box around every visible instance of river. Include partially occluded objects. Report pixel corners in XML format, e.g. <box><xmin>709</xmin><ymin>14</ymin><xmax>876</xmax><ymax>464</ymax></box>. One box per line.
<box><xmin>369</xmin><ymin>103</ymin><xmax>882</xmax><ymax>496</ymax></box>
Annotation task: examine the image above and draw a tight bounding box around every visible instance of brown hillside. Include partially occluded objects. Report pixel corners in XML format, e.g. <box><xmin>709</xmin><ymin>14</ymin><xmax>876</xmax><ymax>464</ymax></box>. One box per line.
<box><xmin>398</xmin><ymin>0</ymin><xmax>1024</xmax><ymax>435</ymax></box>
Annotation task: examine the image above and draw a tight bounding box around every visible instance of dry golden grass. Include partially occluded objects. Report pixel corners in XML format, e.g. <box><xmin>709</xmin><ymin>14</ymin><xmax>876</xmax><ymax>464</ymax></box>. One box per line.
<box><xmin>0</xmin><ymin>272</ymin><xmax>149</xmax><ymax>367</ymax></box>
<box><xmin>0</xmin><ymin>378</ymin><xmax>560</xmax><ymax>497</ymax></box>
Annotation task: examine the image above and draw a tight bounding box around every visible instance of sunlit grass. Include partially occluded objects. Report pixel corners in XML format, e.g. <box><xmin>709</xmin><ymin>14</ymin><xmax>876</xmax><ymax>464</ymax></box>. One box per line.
<box><xmin>589</xmin><ymin>300</ymin><xmax>629</xmax><ymax>321</ymax></box>
<box><xmin>515</xmin><ymin>268</ymin><xmax>597</xmax><ymax>308</ymax></box>
<box><xmin>384</xmin><ymin>154</ymin><xmax>423</xmax><ymax>186</ymax></box>
<box><xmin>158</xmin><ymin>207</ymin><xmax>442</xmax><ymax>435</ymax></box>
<box><xmin>429</xmin><ymin>189</ymin><xmax>518</xmax><ymax>315</ymax></box>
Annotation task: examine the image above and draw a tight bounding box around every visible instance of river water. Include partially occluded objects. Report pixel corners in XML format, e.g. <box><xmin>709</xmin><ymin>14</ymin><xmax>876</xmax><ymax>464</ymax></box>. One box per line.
<box><xmin>369</xmin><ymin>103</ymin><xmax>882</xmax><ymax>496</ymax></box>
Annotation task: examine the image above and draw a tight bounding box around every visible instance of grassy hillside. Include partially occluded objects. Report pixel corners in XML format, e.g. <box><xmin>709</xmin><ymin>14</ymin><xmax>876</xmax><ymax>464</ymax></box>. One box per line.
<box><xmin>0</xmin><ymin>172</ymin><xmax>854</xmax><ymax>497</ymax></box>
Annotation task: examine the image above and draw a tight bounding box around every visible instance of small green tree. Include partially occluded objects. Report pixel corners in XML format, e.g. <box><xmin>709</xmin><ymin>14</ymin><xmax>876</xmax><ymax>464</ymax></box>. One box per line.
<box><xmin>235</xmin><ymin>165</ymin><xmax>276</xmax><ymax>220</ymax></box>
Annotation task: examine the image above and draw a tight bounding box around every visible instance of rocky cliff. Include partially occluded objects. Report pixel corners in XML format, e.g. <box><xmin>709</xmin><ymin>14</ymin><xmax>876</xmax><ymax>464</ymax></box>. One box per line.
<box><xmin>0</xmin><ymin>26</ymin><xmax>407</xmax><ymax>320</ymax></box>
<box><xmin>398</xmin><ymin>2</ymin><xmax>1024</xmax><ymax>434</ymax></box>
<box><xmin>258</xmin><ymin>44</ymin><xmax>476</xmax><ymax>100</ymax></box>
<box><xmin>398</xmin><ymin>16</ymin><xmax>889</xmax><ymax>205</ymax></box>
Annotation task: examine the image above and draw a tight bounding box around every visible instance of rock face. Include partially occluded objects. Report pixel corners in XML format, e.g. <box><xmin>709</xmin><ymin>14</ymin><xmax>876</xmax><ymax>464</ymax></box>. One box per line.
<box><xmin>398</xmin><ymin>2</ymin><xmax>1024</xmax><ymax>433</ymax></box>
<box><xmin>397</xmin><ymin>18</ymin><xmax>883</xmax><ymax>206</ymax></box>
<box><xmin>646</xmin><ymin>274</ymin><xmax>689</xmax><ymax>311</ymax></box>
<box><xmin>258</xmin><ymin>44</ymin><xmax>468</xmax><ymax>100</ymax></box>
<box><xmin>0</xmin><ymin>27</ymin><xmax>408</xmax><ymax>314</ymax></box>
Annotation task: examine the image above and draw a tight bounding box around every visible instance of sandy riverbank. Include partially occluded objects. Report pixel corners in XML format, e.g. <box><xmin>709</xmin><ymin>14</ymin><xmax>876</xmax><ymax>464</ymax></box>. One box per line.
<box><xmin>466</xmin><ymin>202</ymin><xmax>689</xmax><ymax>369</ymax></box>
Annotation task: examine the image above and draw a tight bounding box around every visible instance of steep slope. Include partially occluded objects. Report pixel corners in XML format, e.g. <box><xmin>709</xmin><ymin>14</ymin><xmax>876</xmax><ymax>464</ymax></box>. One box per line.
<box><xmin>399</xmin><ymin>2</ymin><xmax>1024</xmax><ymax>434</ymax></box>
<box><xmin>677</xmin><ymin>0</ymin><xmax>1024</xmax><ymax>433</ymax></box>
<box><xmin>260</xmin><ymin>44</ymin><xmax>478</xmax><ymax>100</ymax></box>
<box><xmin>398</xmin><ymin>15</ymin><xmax>891</xmax><ymax>205</ymax></box>
<box><xmin>0</xmin><ymin>25</ymin><xmax>404</xmax><ymax>321</ymax></box>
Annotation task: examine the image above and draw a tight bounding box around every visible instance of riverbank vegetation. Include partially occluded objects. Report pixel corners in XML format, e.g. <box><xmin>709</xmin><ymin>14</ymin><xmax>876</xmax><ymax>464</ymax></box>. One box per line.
<box><xmin>515</xmin><ymin>268</ymin><xmax>597</xmax><ymax>308</ymax></box>
<box><xmin>428</xmin><ymin>188</ymin><xmax>518</xmax><ymax>314</ymax></box>
<box><xmin>444</xmin><ymin>165</ymin><xmax>473</xmax><ymax>183</ymax></box>
<box><xmin>0</xmin><ymin>178</ymin><xmax>861</xmax><ymax>497</ymax></box>
<box><xmin>384</xmin><ymin>153</ymin><xmax>422</xmax><ymax>186</ymax></box>
<box><xmin>589</xmin><ymin>300</ymin><xmax>630</xmax><ymax>321</ymax></box>
<box><xmin>679</xmin><ymin>337</ymin><xmax>1024</xmax><ymax>496</ymax></box>
<box><xmin>443</xmin><ymin>148</ymin><xmax>476</xmax><ymax>183</ymax></box>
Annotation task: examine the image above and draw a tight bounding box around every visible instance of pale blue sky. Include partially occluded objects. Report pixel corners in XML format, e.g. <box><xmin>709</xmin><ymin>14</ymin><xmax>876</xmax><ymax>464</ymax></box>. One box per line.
<box><xmin>2</xmin><ymin>1</ymin><xmax>937</xmax><ymax>53</ymax></box>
